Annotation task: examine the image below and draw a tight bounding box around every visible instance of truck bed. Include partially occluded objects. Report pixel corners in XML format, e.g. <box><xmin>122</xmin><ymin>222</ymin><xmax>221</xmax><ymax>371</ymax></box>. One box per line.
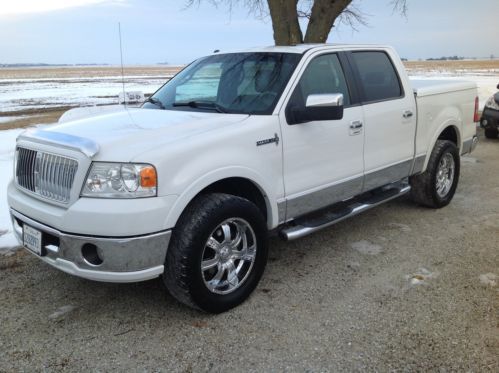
<box><xmin>410</xmin><ymin>79</ymin><xmax>477</xmax><ymax>97</ymax></box>
<box><xmin>410</xmin><ymin>79</ymin><xmax>477</xmax><ymax>161</ymax></box>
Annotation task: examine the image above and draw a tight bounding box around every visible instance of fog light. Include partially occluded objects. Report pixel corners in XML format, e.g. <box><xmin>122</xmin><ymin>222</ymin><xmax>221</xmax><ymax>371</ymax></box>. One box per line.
<box><xmin>82</xmin><ymin>243</ymin><xmax>103</xmax><ymax>266</ymax></box>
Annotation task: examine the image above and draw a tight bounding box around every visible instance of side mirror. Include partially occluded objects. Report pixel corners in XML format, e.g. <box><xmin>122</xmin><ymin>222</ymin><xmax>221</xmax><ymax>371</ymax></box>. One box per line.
<box><xmin>288</xmin><ymin>93</ymin><xmax>344</xmax><ymax>125</ymax></box>
<box><xmin>497</xmin><ymin>83</ymin><xmax>499</xmax><ymax>90</ymax></box>
<box><xmin>306</xmin><ymin>93</ymin><xmax>344</xmax><ymax>108</ymax></box>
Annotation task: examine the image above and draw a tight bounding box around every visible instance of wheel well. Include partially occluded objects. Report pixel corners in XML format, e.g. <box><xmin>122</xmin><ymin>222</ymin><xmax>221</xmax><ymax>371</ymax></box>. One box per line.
<box><xmin>199</xmin><ymin>178</ymin><xmax>268</xmax><ymax>221</ymax></box>
<box><xmin>438</xmin><ymin>126</ymin><xmax>459</xmax><ymax>146</ymax></box>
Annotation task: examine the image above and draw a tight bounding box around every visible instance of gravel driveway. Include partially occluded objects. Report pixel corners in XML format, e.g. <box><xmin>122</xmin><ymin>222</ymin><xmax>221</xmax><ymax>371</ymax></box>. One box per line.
<box><xmin>1</xmin><ymin>130</ymin><xmax>498</xmax><ymax>371</ymax></box>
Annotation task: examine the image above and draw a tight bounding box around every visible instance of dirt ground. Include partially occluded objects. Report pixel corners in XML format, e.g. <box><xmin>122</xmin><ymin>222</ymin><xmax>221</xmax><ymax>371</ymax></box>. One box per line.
<box><xmin>0</xmin><ymin>66</ymin><xmax>181</xmax><ymax>80</ymax></box>
<box><xmin>0</xmin><ymin>128</ymin><xmax>497</xmax><ymax>371</ymax></box>
<box><xmin>404</xmin><ymin>59</ymin><xmax>499</xmax><ymax>72</ymax></box>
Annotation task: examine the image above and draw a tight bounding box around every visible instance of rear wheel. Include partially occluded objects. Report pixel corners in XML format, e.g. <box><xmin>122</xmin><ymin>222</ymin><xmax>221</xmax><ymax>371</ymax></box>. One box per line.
<box><xmin>484</xmin><ymin>127</ymin><xmax>498</xmax><ymax>139</ymax></box>
<box><xmin>163</xmin><ymin>193</ymin><xmax>268</xmax><ymax>313</ymax></box>
<box><xmin>409</xmin><ymin>140</ymin><xmax>460</xmax><ymax>208</ymax></box>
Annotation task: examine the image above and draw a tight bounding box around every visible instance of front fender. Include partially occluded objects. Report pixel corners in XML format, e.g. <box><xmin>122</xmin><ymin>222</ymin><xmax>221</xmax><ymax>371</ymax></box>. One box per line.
<box><xmin>163</xmin><ymin>166</ymin><xmax>280</xmax><ymax>230</ymax></box>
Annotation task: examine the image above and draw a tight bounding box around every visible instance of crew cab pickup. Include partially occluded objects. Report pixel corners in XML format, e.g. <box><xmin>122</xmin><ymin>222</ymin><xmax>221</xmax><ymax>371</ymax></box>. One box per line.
<box><xmin>8</xmin><ymin>45</ymin><xmax>479</xmax><ymax>313</ymax></box>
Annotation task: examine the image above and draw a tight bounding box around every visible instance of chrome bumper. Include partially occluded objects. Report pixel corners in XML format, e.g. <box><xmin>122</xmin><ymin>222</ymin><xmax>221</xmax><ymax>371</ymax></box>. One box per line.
<box><xmin>10</xmin><ymin>209</ymin><xmax>170</xmax><ymax>283</ymax></box>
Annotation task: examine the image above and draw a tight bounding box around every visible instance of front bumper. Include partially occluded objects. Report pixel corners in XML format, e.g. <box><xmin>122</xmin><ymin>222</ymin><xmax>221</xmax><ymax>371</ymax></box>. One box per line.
<box><xmin>480</xmin><ymin>107</ymin><xmax>499</xmax><ymax>128</ymax></box>
<box><xmin>11</xmin><ymin>209</ymin><xmax>171</xmax><ymax>283</ymax></box>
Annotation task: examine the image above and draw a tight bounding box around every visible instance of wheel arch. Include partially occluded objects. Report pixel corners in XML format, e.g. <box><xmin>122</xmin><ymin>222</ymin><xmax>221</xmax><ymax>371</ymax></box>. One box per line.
<box><xmin>422</xmin><ymin>121</ymin><xmax>462</xmax><ymax>171</ymax></box>
<box><xmin>164</xmin><ymin>169</ymin><xmax>279</xmax><ymax>231</ymax></box>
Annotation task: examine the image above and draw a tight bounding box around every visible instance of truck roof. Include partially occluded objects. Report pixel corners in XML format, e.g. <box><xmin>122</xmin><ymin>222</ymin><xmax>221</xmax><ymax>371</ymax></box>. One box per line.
<box><xmin>213</xmin><ymin>44</ymin><xmax>392</xmax><ymax>55</ymax></box>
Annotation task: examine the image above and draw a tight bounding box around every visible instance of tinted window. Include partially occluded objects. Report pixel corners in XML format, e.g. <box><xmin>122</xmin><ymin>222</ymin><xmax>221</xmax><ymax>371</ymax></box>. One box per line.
<box><xmin>351</xmin><ymin>51</ymin><xmax>402</xmax><ymax>102</ymax></box>
<box><xmin>295</xmin><ymin>54</ymin><xmax>351</xmax><ymax>106</ymax></box>
<box><xmin>147</xmin><ymin>53</ymin><xmax>301</xmax><ymax>115</ymax></box>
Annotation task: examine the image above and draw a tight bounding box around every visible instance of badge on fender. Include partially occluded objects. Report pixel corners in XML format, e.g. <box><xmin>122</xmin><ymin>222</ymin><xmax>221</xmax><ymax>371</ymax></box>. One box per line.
<box><xmin>256</xmin><ymin>133</ymin><xmax>280</xmax><ymax>147</ymax></box>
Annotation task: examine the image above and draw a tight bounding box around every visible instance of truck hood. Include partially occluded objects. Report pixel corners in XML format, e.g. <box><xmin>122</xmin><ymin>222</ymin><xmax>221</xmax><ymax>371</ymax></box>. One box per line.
<box><xmin>45</xmin><ymin>108</ymin><xmax>249</xmax><ymax>161</ymax></box>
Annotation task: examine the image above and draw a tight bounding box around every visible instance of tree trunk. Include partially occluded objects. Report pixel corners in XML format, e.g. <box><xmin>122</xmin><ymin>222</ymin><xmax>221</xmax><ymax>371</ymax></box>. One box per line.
<box><xmin>267</xmin><ymin>0</ymin><xmax>303</xmax><ymax>45</ymax></box>
<box><xmin>304</xmin><ymin>0</ymin><xmax>352</xmax><ymax>43</ymax></box>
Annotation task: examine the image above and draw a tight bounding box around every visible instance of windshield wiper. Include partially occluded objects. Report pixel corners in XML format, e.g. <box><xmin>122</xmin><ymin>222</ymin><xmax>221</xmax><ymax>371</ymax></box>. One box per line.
<box><xmin>173</xmin><ymin>101</ymin><xmax>228</xmax><ymax>113</ymax></box>
<box><xmin>144</xmin><ymin>97</ymin><xmax>165</xmax><ymax>109</ymax></box>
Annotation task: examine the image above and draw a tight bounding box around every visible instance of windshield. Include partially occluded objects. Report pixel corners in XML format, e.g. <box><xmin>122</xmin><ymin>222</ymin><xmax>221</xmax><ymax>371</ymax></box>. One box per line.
<box><xmin>144</xmin><ymin>52</ymin><xmax>301</xmax><ymax>115</ymax></box>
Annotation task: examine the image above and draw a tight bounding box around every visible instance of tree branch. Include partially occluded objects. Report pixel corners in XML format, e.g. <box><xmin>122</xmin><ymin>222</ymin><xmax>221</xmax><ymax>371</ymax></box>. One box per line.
<box><xmin>390</xmin><ymin>0</ymin><xmax>408</xmax><ymax>17</ymax></box>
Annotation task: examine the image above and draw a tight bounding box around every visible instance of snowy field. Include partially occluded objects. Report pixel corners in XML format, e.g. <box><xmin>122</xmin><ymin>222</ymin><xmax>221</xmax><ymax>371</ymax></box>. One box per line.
<box><xmin>0</xmin><ymin>127</ymin><xmax>30</xmax><ymax>251</ymax></box>
<box><xmin>0</xmin><ymin>62</ymin><xmax>498</xmax><ymax>251</ymax></box>
<box><xmin>0</xmin><ymin>74</ymin><xmax>171</xmax><ymax>113</ymax></box>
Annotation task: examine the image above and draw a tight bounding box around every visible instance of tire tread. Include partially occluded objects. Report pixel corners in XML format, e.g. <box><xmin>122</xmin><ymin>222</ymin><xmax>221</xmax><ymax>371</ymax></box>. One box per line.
<box><xmin>410</xmin><ymin>140</ymin><xmax>459</xmax><ymax>208</ymax></box>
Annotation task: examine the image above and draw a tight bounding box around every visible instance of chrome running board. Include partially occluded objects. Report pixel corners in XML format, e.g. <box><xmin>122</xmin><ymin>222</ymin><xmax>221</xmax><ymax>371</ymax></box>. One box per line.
<box><xmin>280</xmin><ymin>182</ymin><xmax>411</xmax><ymax>241</ymax></box>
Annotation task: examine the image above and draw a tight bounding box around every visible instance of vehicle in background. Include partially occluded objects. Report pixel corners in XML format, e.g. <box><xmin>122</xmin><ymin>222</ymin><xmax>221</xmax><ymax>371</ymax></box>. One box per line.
<box><xmin>480</xmin><ymin>83</ymin><xmax>499</xmax><ymax>139</ymax></box>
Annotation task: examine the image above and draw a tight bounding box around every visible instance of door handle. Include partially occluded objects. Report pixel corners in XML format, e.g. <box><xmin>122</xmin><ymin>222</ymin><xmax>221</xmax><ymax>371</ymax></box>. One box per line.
<box><xmin>350</xmin><ymin>120</ymin><xmax>363</xmax><ymax>129</ymax></box>
<box><xmin>349</xmin><ymin>120</ymin><xmax>363</xmax><ymax>135</ymax></box>
<box><xmin>403</xmin><ymin>110</ymin><xmax>413</xmax><ymax>119</ymax></box>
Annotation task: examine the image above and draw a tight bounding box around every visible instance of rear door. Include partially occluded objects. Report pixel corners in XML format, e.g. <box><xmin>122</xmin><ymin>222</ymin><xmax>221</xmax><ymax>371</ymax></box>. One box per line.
<box><xmin>279</xmin><ymin>52</ymin><xmax>365</xmax><ymax>219</ymax></box>
<box><xmin>348</xmin><ymin>50</ymin><xmax>416</xmax><ymax>191</ymax></box>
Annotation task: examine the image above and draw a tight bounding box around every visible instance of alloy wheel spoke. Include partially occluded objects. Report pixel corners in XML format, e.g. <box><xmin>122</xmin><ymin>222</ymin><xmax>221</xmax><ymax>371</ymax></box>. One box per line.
<box><xmin>221</xmin><ymin>223</ymin><xmax>232</xmax><ymax>244</ymax></box>
<box><xmin>207</xmin><ymin>264</ymin><xmax>225</xmax><ymax>290</ymax></box>
<box><xmin>243</xmin><ymin>245</ymin><xmax>256</xmax><ymax>261</ymax></box>
<box><xmin>231</xmin><ymin>222</ymin><xmax>245</xmax><ymax>248</ymax></box>
<box><xmin>201</xmin><ymin>257</ymin><xmax>219</xmax><ymax>271</ymax></box>
<box><xmin>206</xmin><ymin>237</ymin><xmax>221</xmax><ymax>253</ymax></box>
<box><xmin>226</xmin><ymin>261</ymin><xmax>239</xmax><ymax>287</ymax></box>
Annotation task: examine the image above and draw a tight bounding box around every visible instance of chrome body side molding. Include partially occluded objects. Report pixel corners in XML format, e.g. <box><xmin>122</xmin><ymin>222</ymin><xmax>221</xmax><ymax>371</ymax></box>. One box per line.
<box><xmin>363</xmin><ymin>159</ymin><xmax>413</xmax><ymax>191</ymax></box>
<box><xmin>17</xmin><ymin>129</ymin><xmax>100</xmax><ymax>158</ymax></box>
<box><xmin>282</xmin><ymin>158</ymin><xmax>417</xmax><ymax>222</ymax></box>
<box><xmin>284</xmin><ymin>176</ymin><xmax>363</xmax><ymax>221</ymax></box>
<box><xmin>280</xmin><ymin>182</ymin><xmax>411</xmax><ymax>241</ymax></box>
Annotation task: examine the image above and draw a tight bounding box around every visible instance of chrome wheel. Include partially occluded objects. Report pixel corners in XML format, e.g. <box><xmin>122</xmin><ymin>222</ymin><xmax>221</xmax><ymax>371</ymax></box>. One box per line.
<box><xmin>201</xmin><ymin>218</ymin><xmax>257</xmax><ymax>295</ymax></box>
<box><xmin>436</xmin><ymin>153</ymin><xmax>455</xmax><ymax>198</ymax></box>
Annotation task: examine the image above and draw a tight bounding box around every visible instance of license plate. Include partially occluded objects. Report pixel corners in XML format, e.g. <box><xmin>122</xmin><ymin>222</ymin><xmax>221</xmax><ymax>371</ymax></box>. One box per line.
<box><xmin>23</xmin><ymin>224</ymin><xmax>42</xmax><ymax>255</ymax></box>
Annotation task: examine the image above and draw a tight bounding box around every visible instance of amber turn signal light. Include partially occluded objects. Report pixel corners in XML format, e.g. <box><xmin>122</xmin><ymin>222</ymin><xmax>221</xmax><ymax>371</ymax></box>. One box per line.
<box><xmin>140</xmin><ymin>166</ymin><xmax>157</xmax><ymax>188</ymax></box>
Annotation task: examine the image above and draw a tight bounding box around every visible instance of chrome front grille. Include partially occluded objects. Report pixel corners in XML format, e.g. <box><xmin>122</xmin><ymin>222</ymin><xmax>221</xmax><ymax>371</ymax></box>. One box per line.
<box><xmin>16</xmin><ymin>147</ymin><xmax>78</xmax><ymax>203</ymax></box>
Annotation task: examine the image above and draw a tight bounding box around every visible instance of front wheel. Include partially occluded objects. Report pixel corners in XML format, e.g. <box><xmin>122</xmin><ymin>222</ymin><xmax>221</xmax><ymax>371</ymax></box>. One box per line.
<box><xmin>163</xmin><ymin>193</ymin><xmax>268</xmax><ymax>313</ymax></box>
<box><xmin>409</xmin><ymin>140</ymin><xmax>460</xmax><ymax>208</ymax></box>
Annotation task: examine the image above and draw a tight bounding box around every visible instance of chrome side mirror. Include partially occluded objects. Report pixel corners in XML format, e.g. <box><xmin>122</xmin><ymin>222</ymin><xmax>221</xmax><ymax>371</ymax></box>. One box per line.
<box><xmin>306</xmin><ymin>93</ymin><xmax>344</xmax><ymax>108</ymax></box>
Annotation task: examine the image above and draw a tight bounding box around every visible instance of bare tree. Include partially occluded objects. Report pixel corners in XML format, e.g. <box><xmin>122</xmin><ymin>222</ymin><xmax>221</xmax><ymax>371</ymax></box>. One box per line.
<box><xmin>186</xmin><ymin>0</ymin><xmax>408</xmax><ymax>45</ymax></box>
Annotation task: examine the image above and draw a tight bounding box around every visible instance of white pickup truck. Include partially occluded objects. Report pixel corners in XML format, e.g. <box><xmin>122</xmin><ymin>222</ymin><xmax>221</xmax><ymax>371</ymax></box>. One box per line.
<box><xmin>8</xmin><ymin>44</ymin><xmax>478</xmax><ymax>313</ymax></box>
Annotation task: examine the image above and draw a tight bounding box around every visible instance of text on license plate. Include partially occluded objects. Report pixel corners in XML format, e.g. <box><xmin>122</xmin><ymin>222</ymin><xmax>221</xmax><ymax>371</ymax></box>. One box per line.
<box><xmin>23</xmin><ymin>225</ymin><xmax>42</xmax><ymax>255</ymax></box>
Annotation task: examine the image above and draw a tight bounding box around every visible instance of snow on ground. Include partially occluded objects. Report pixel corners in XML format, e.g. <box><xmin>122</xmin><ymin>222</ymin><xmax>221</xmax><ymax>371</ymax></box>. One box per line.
<box><xmin>0</xmin><ymin>75</ymin><xmax>170</xmax><ymax>112</ymax></box>
<box><xmin>0</xmin><ymin>125</ymin><xmax>48</xmax><ymax>251</ymax></box>
<box><xmin>0</xmin><ymin>128</ymin><xmax>25</xmax><ymax>251</ymax></box>
<box><xmin>0</xmin><ymin>116</ymin><xmax>27</xmax><ymax>123</ymax></box>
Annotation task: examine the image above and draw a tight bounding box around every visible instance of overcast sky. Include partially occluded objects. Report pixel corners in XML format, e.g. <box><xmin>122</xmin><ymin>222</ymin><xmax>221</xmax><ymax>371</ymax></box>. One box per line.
<box><xmin>1</xmin><ymin>0</ymin><xmax>497</xmax><ymax>64</ymax></box>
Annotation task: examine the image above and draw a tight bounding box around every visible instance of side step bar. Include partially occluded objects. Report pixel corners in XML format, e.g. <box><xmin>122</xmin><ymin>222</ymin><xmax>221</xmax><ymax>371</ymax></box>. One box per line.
<box><xmin>280</xmin><ymin>183</ymin><xmax>411</xmax><ymax>241</ymax></box>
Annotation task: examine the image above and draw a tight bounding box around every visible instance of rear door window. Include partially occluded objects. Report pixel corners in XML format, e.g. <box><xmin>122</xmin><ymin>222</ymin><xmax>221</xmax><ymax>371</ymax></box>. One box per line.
<box><xmin>351</xmin><ymin>51</ymin><xmax>403</xmax><ymax>102</ymax></box>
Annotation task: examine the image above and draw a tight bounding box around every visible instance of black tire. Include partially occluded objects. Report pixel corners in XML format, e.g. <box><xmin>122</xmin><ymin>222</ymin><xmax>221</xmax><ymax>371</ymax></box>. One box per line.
<box><xmin>484</xmin><ymin>127</ymin><xmax>498</xmax><ymax>139</ymax></box>
<box><xmin>163</xmin><ymin>193</ymin><xmax>268</xmax><ymax>313</ymax></box>
<box><xmin>409</xmin><ymin>140</ymin><xmax>460</xmax><ymax>208</ymax></box>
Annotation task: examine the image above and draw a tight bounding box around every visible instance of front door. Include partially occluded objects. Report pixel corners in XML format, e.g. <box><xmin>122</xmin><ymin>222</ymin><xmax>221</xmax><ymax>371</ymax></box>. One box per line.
<box><xmin>279</xmin><ymin>52</ymin><xmax>365</xmax><ymax>220</ymax></box>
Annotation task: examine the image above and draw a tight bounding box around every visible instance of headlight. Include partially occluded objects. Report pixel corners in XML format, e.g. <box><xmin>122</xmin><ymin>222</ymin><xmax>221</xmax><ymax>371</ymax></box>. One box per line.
<box><xmin>484</xmin><ymin>95</ymin><xmax>499</xmax><ymax>111</ymax></box>
<box><xmin>81</xmin><ymin>162</ymin><xmax>157</xmax><ymax>198</ymax></box>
